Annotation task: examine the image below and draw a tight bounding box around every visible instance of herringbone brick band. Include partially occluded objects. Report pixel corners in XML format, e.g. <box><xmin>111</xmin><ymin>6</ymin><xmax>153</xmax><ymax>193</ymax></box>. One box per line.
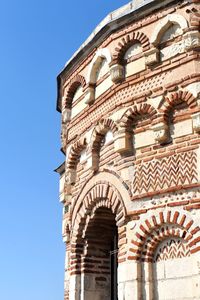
<box><xmin>132</xmin><ymin>151</ymin><xmax>198</xmax><ymax>196</ymax></box>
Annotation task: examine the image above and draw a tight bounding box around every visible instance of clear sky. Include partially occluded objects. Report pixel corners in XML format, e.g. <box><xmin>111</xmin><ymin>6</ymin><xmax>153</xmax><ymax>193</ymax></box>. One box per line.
<box><xmin>0</xmin><ymin>0</ymin><xmax>129</xmax><ymax>299</ymax></box>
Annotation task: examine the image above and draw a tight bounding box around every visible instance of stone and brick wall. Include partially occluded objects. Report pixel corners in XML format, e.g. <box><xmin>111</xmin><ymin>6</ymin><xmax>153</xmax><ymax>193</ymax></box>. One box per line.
<box><xmin>56</xmin><ymin>0</ymin><xmax>200</xmax><ymax>299</ymax></box>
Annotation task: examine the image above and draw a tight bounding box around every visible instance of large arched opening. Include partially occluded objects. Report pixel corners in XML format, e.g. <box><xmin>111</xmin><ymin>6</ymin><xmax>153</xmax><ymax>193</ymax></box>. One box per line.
<box><xmin>82</xmin><ymin>207</ymin><xmax>118</xmax><ymax>299</ymax></box>
<box><xmin>68</xmin><ymin>174</ymin><xmax>130</xmax><ymax>300</ymax></box>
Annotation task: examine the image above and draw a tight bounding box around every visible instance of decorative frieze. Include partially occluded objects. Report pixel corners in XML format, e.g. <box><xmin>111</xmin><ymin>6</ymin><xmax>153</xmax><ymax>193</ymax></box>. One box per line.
<box><xmin>132</xmin><ymin>151</ymin><xmax>198</xmax><ymax>196</ymax></box>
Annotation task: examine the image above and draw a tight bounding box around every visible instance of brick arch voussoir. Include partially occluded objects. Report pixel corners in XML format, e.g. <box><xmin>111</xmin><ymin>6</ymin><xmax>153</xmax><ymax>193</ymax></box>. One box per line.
<box><xmin>161</xmin><ymin>91</ymin><xmax>198</xmax><ymax>118</ymax></box>
<box><xmin>119</xmin><ymin>103</ymin><xmax>157</xmax><ymax>130</ymax></box>
<box><xmin>90</xmin><ymin>118</ymin><xmax>118</xmax><ymax>151</ymax></box>
<box><xmin>112</xmin><ymin>31</ymin><xmax>150</xmax><ymax>65</ymax></box>
<box><xmin>73</xmin><ymin>183</ymin><xmax>127</xmax><ymax>242</ymax></box>
<box><xmin>67</xmin><ymin>137</ymin><xmax>87</xmax><ymax>170</ymax></box>
<box><xmin>129</xmin><ymin>210</ymin><xmax>200</xmax><ymax>262</ymax></box>
<box><xmin>64</xmin><ymin>74</ymin><xmax>86</xmax><ymax>109</ymax></box>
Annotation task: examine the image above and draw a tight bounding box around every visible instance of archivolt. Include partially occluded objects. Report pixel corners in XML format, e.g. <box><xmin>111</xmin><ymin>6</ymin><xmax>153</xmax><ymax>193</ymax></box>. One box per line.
<box><xmin>119</xmin><ymin>103</ymin><xmax>157</xmax><ymax>130</ymax></box>
<box><xmin>64</xmin><ymin>74</ymin><xmax>86</xmax><ymax>109</ymax></box>
<box><xmin>128</xmin><ymin>210</ymin><xmax>200</xmax><ymax>262</ymax></box>
<box><xmin>66</xmin><ymin>137</ymin><xmax>87</xmax><ymax>170</ymax></box>
<box><xmin>112</xmin><ymin>31</ymin><xmax>150</xmax><ymax>65</ymax></box>
<box><xmin>90</xmin><ymin>118</ymin><xmax>118</xmax><ymax>150</ymax></box>
<box><xmin>72</xmin><ymin>181</ymin><xmax>127</xmax><ymax>240</ymax></box>
<box><xmin>159</xmin><ymin>90</ymin><xmax>198</xmax><ymax>120</ymax></box>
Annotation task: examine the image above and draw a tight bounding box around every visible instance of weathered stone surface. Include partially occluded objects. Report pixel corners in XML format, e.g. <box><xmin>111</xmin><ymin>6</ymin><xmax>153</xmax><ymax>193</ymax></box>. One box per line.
<box><xmin>56</xmin><ymin>1</ymin><xmax>200</xmax><ymax>299</ymax></box>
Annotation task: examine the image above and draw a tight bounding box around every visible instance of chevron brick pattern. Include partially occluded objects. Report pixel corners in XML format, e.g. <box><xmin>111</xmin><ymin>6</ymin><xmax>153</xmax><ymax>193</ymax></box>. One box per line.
<box><xmin>154</xmin><ymin>239</ymin><xmax>191</xmax><ymax>262</ymax></box>
<box><xmin>132</xmin><ymin>151</ymin><xmax>198</xmax><ymax>195</ymax></box>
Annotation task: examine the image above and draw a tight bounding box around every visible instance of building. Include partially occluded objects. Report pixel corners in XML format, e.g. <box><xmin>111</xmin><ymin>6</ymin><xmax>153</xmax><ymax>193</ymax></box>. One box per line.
<box><xmin>56</xmin><ymin>0</ymin><xmax>200</xmax><ymax>299</ymax></box>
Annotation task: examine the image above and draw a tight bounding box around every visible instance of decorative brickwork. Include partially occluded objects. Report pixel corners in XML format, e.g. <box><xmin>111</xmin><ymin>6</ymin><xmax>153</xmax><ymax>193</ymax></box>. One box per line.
<box><xmin>112</xmin><ymin>32</ymin><xmax>150</xmax><ymax>65</ymax></box>
<box><xmin>67</xmin><ymin>137</ymin><xmax>87</xmax><ymax>170</ymax></box>
<box><xmin>161</xmin><ymin>90</ymin><xmax>198</xmax><ymax>119</ymax></box>
<box><xmin>64</xmin><ymin>74</ymin><xmax>86</xmax><ymax>109</ymax></box>
<box><xmin>56</xmin><ymin>1</ymin><xmax>200</xmax><ymax>299</ymax></box>
<box><xmin>154</xmin><ymin>238</ymin><xmax>191</xmax><ymax>262</ymax></box>
<box><xmin>132</xmin><ymin>151</ymin><xmax>198</xmax><ymax>196</ymax></box>
<box><xmin>128</xmin><ymin>210</ymin><xmax>200</xmax><ymax>262</ymax></box>
<box><xmin>119</xmin><ymin>103</ymin><xmax>157</xmax><ymax>130</ymax></box>
<box><xmin>90</xmin><ymin>118</ymin><xmax>118</xmax><ymax>150</ymax></box>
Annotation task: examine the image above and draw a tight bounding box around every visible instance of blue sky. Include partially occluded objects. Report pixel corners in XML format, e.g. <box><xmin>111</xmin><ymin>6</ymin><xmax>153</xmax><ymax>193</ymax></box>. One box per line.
<box><xmin>0</xmin><ymin>0</ymin><xmax>129</xmax><ymax>299</ymax></box>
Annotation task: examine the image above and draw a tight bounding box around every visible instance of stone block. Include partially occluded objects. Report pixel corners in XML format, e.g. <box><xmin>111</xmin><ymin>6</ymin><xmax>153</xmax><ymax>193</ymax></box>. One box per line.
<box><xmin>110</xmin><ymin>64</ymin><xmax>124</xmax><ymax>83</ymax></box>
<box><xmin>192</xmin><ymin>112</ymin><xmax>200</xmax><ymax>133</ymax></box>
<box><xmin>85</xmin><ymin>86</ymin><xmax>95</xmax><ymax>104</ymax></box>
<box><xmin>153</xmin><ymin>123</ymin><xmax>169</xmax><ymax>143</ymax></box>
<box><xmin>184</xmin><ymin>30</ymin><xmax>200</xmax><ymax>51</ymax></box>
<box><xmin>145</xmin><ymin>48</ymin><xmax>160</xmax><ymax>66</ymax></box>
<box><xmin>114</xmin><ymin>132</ymin><xmax>132</xmax><ymax>153</ymax></box>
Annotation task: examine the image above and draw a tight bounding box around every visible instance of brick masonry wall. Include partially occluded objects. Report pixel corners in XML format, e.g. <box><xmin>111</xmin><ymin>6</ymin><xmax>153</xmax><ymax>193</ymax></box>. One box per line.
<box><xmin>58</xmin><ymin>1</ymin><xmax>200</xmax><ymax>299</ymax></box>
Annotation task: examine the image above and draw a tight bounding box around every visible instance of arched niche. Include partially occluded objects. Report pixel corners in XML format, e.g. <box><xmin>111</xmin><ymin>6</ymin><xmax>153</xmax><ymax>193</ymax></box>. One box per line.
<box><xmin>88</xmin><ymin>118</ymin><xmax>118</xmax><ymax>171</ymax></box>
<box><xmin>150</xmin><ymin>14</ymin><xmax>188</xmax><ymax>46</ymax></box>
<box><xmin>68</xmin><ymin>174</ymin><xmax>130</xmax><ymax>300</ymax></box>
<box><xmin>128</xmin><ymin>209</ymin><xmax>200</xmax><ymax>300</ymax></box>
<box><xmin>85</xmin><ymin>48</ymin><xmax>113</xmax><ymax>104</ymax></box>
<box><xmin>116</xmin><ymin>103</ymin><xmax>157</xmax><ymax>153</ymax></box>
<box><xmin>65</xmin><ymin>137</ymin><xmax>87</xmax><ymax>185</ymax></box>
<box><xmin>62</xmin><ymin>74</ymin><xmax>86</xmax><ymax>124</ymax></box>
<box><xmin>156</xmin><ymin>90</ymin><xmax>198</xmax><ymax>143</ymax></box>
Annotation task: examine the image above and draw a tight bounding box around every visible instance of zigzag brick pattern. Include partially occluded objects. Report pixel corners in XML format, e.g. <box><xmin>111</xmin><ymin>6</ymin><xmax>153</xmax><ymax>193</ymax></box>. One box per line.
<box><xmin>154</xmin><ymin>239</ymin><xmax>191</xmax><ymax>262</ymax></box>
<box><xmin>132</xmin><ymin>151</ymin><xmax>198</xmax><ymax>195</ymax></box>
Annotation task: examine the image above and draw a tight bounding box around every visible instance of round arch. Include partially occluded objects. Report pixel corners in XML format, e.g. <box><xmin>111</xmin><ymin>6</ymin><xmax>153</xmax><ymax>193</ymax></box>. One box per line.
<box><xmin>113</xmin><ymin>31</ymin><xmax>150</xmax><ymax>65</ymax></box>
<box><xmin>128</xmin><ymin>209</ymin><xmax>200</xmax><ymax>261</ymax></box>
<box><xmin>86</xmin><ymin>48</ymin><xmax>112</xmax><ymax>84</ymax></box>
<box><xmin>71</xmin><ymin>171</ymin><xmax>132</xmax><ymax>232</ymax></box>
<box><xmin>119</xmin><ymin>103</ymin><xmax>157</xmax><ymax>131</ymax></box>
<box><xmin>64</xmin><ymin>74</ymin><xmax>86</xmax><ymax>109</ymax></box>
<box><xmin>151</xmin><ymin>14</ymin><xmax>188</xmax><ymax>46</ymax></box>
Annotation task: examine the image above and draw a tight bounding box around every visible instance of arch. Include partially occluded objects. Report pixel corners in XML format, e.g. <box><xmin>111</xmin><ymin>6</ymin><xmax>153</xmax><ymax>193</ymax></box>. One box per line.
<box><xmin>119</xmin><ymin>103</ymin><xmax>157</xmax><ymax>131</ymax></box>
<box><xmin>66</xmin><ymin>137</ymin><xmax>87</xmax><ymax>170</ymax></box>
<box><xmin>70</xmin><ymin>178</ymin><xmax>128</xmax><ymax>272</ymax></box>
<box><xmin>113</xmin><ymin>31</ymin><xmax>150</xmax><ymax>65</ymax></box>
<box><xmin>128</xmin><ymin>210</ymin><xmax>200</xmax><ymax>262</ymax></box>
<box><xmin>160</xmin><ymin>90</ymin><xmax>197</xmax><ymax>119</ymax></box>
<box><xmin>71</xmin><ymin>171</ymin><xmax>131</xmax><ymax>230</ymax></box>
<box><xmin>87</xmin><ymin>48</ymin><xmax>112</xmax><ymax>84</ymax></box>
<box><xmin>90</xmin><ymin>118</ymin><xmax>118</xmax><ymax>151</ymax></box>
<box><xmin>64</xmin><ymin>74</ymin><xmax>86</xmax><ymax>109</ymax></box>
<box><xmin>70</xmin><ymin>177</ymin><xmax>128</xmax><ymax>297</ymax></box>
<box><xmin>74</xmin><ymin>182</ymin><xmax>126</xmax><ymax>230</ymax></box>
<box><xmin>151</xmin><ymin>14</ymin><xmax>188</xmax><ymax>46</ymax></box>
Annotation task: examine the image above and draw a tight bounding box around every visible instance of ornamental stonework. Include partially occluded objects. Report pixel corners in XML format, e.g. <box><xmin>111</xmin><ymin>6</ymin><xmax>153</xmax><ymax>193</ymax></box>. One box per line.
<box><xmin>56</xmin><ymin>1</ymin><xmax>200</xmax><ymax>300</ymax></box>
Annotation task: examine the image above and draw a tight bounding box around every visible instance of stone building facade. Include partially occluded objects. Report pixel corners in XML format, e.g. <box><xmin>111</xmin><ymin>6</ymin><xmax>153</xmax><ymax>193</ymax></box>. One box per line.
<box><xmin>56</xmin><ymin>0</ymin><xmax>200</xmax><ymax>299</ymax></box>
